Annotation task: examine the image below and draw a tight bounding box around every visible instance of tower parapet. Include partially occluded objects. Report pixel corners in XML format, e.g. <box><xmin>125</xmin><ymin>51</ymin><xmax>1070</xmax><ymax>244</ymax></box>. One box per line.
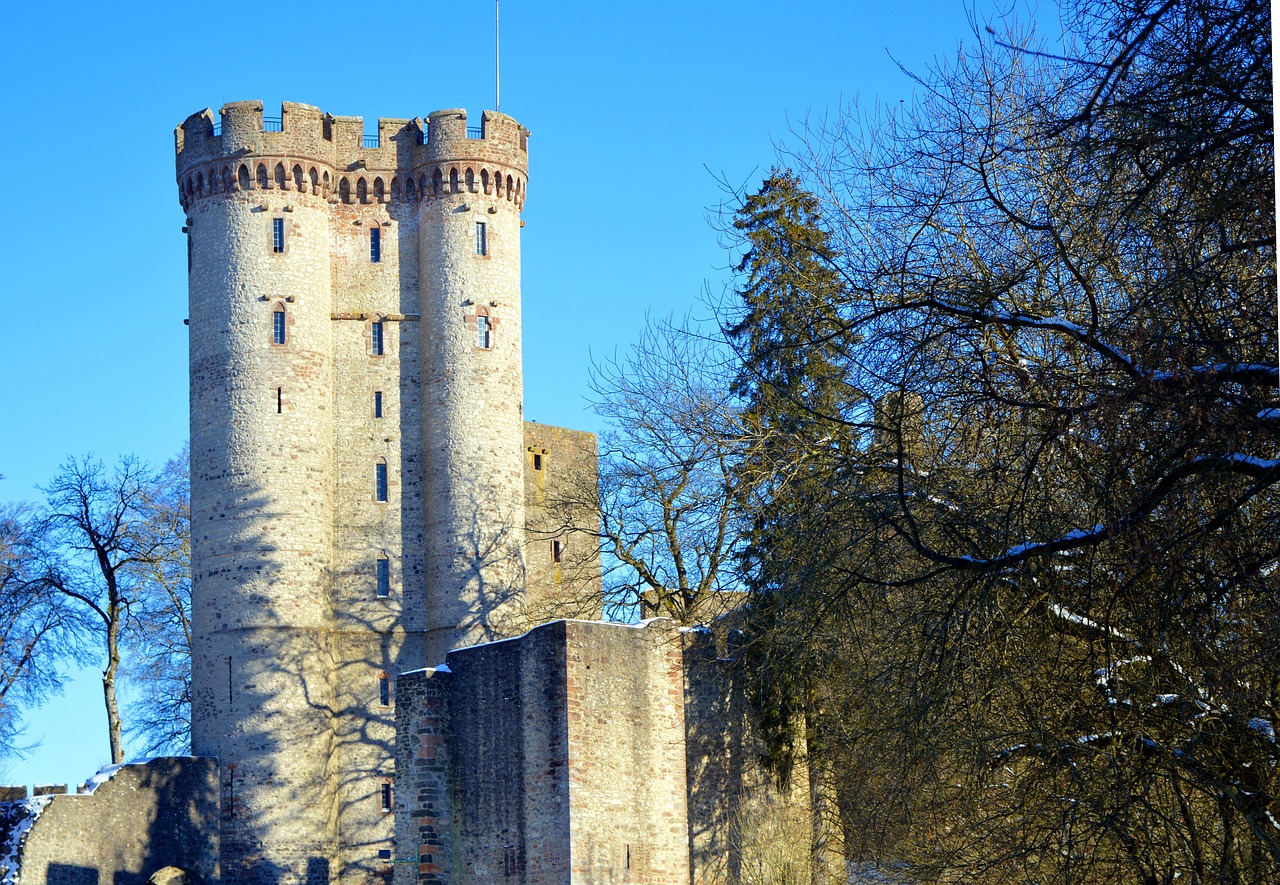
<box><xmin>176</xmin><ymin>102</ymin><xmax>528</xmax><ymax>214</ymax></box>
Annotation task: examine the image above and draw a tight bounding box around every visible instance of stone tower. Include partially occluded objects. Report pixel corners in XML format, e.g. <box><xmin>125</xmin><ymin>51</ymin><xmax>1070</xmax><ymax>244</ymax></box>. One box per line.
<box><xmin>175</xmin><ymin>101</ymin><xmax>531</xmax><ymax>885</ymax></box>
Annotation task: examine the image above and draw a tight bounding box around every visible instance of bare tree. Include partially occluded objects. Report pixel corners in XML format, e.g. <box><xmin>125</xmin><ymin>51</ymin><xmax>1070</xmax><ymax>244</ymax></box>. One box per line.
<box><xmin>37</xmin><ymin>455</ymin><xmax>183</xmax><ymax>764</ymax></box>
<box><xmin>533</xmin><ymin>319</ymin><xmax>749</xmax><ymax>625</ymax></box>
<box><xmin>0</xmin><ymin>502</ymin><xmax>77</xmax><ymax>761</ymax></box>
<box><xmin>122</xmin><ymin>446</ymin><xmax>192</xmax><ymax>755</ymax></box>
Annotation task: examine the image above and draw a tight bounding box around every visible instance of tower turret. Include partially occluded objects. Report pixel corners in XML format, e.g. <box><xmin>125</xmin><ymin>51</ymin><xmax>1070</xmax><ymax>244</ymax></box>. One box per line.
<box><xmin>418</xmin><ymin>108</ymin><xmax>530</xmax><ymax>661</ymax></box>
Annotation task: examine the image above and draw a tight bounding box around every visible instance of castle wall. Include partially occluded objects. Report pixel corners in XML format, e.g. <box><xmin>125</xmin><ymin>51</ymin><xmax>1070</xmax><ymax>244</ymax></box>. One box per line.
<box><xmin>683</xmin><ymin>629</ymin><xmax>821</xmax><ymax>885</ymax></box>
<box><xmin>394</xmin><ymin>620</ymin><xmax>690</xmax><ymax>885</ymax></box>
<box><xmin>523</xmin><ymin>423</ymin><xmax>603</xmax><ymax>621</ymax></box>
<box><xmin>3</xmin><ymin>758</ymin><xmax>219</xmax><ymax>885</ymax></box>
<box><xmin>326</xmin><ymin>154</ymin><xmax>427</xmax><ymax>883</ymax></box>
<box><xmin>184</xmin><ymin>167</ymin><xmax>341</xmax><ymax>883</ymax></box>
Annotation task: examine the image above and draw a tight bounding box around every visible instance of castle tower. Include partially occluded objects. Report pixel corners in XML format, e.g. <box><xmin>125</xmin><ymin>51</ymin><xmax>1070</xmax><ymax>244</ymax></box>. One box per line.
<box><xmin>418</xmin><ymin>109</ymin><xmax>530</xmax><ymax>661</ymax></box>
<box><xmin>175</xmin><ymin>101</ymin><xmax>530</xmax><ymax>884</ymax></box>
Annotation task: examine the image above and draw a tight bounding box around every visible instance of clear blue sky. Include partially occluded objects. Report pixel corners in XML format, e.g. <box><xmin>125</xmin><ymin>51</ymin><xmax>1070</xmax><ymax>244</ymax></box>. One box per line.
<box><xmin>0</xmin><ymin>0</ymin><xmax>1055</xmax><ymax>786</ymax></box>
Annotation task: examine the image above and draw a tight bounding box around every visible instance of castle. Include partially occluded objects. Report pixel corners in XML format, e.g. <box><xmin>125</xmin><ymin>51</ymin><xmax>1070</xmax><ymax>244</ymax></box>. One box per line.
<box><xmin>0</xmin><ymin>102</ymin><xmax>818</xmax><ymax>885</ymax></box>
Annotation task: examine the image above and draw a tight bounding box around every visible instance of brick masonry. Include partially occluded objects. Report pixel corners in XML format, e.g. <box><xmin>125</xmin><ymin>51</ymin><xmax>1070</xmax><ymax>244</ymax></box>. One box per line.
<box><xmin>394</xmin><ymin>620</ymin><xmax>690</xmax><ymax>885</ymax></box>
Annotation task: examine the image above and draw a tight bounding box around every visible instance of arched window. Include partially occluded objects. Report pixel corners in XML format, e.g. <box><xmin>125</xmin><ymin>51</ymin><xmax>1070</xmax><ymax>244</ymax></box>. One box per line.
<box><xmin>465</xmin><ymin>168</ymin><xmax>475</xmax><ymax>192</ymax></box>
<box><xmin>373</xmin><ymin>177</ymin><xmax>385</xmax><ymax>202</ymax></box>
<box><xmin>449</xmin><ymin>167</ymin><xmax>459</xmax><ymax>193</ymax></box>
<box><xmin>293</xmin><ymin>165</ymin><xmax>304</xmax><ymax>192</ymax></box>
<box><xmin>476</xmin><ymin>314</ymin><xmax>491</xmax><ymax>349</ymax></box>
<box><xmin>432</xmin><ymin>169</ymin><xmax>443</xmax><ymax>196</ymax></box>
<box><xmin>378</xmin><ymin>671</ymin><xmax>390</xmax><ymax>704</ymax></box>
<box><xmin>256</xmin><ymin>164</ymin><xmax>268</xmax><ymax>189</ymax></box>
<box><xmin>274</xmin><ymin>163</ymin><xmax>286</xmax><ymax>190</ymax></box>
<box><xmin>309</xmin><ymin>167</ymin><xmax>319</xmax><ymax>193</ymax></box>
<box><xmin>481</xmin><ymin>169</ymin><xmax>491</xmax><ymax>194</ymax></box>
<box><xmin>391</xmin><ymin>178</ymin><xmax>401</xmax><ymax>202</ymax></box>
<box><xmin>222</xmin><ymin>166</ymin><xmax>233</xmax><ymax>191</ymax></box>
<box><xmin>406</xmin><ymin>177</ymin><xmax>417</xmax><ymax>202</ymax></box>
<box><xmin>339</xmin><ymin>178</ymin><xmax>352</xmax><ymax>204</ymax></box>
<box><xmin>271</xmin><ymin>304</ymin><xmax>286</xmax><ymax>345</ymax></box>
<box><xmin>357</xmin><ymin>178</ymin><xmax>368</xmax><ymax>204</ymax></box>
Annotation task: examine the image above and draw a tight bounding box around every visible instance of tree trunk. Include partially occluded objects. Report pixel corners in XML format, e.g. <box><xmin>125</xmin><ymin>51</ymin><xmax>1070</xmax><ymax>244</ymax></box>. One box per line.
<box><xmin>103</xmin><ymin>619</ymin><xmax>123</xmax><ymax>764</ymax></box>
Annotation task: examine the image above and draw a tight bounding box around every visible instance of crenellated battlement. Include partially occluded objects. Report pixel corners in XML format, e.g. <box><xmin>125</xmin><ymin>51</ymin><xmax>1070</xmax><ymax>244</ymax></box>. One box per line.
<box><xmin>176</xmin><ymin>101</ymin><xmax>529</xmax><ymax>212</ymax></box>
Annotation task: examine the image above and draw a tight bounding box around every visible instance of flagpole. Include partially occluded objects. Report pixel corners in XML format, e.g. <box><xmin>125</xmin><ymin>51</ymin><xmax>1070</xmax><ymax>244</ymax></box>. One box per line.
<box><xmin>495</xmin><ymin>0</ymin><xmax>501</xmax><ymax>111</ymax></box>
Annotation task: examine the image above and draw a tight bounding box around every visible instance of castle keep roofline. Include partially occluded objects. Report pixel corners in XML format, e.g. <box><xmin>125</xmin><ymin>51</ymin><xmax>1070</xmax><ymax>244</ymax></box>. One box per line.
<box><xmin>175</xmin><ymin>101</ymin><xmax>528</xmax><ymax>212</ymax></box>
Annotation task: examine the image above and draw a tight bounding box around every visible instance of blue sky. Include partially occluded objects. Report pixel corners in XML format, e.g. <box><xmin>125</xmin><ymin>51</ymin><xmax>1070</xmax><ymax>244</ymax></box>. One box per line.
<box><xmin>0</xmin><ymin>0</ymin><xmax>1054</xmax><ymax>786</ymax></box>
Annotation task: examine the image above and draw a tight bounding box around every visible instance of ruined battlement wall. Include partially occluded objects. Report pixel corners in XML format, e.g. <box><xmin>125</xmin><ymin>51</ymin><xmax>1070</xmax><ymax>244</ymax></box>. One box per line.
<box><xmin>4</xmin><ymin>758</ymin><xmax>220</xmax><ymax>885</ymax></box>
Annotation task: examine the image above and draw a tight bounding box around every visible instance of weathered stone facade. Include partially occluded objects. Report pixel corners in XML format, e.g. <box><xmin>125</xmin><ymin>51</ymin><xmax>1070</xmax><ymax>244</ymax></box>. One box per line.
<box><xmin>0</xmin><ymin>758</ymin><xmax>219</xmax><ymax>885</ymax></box>
<box><xmin>394</xmin><ymin>620</ymin><xmax>690</xmax><ymax>885</ymax></box>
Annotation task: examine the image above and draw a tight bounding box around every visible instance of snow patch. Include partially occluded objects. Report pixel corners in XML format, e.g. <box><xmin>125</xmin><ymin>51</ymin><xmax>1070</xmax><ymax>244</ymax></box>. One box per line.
<box><xmin>0</xmin><ymin>794</ymin><xmax>53</xmax><ymax>885</ymax></box>
<box><xmin>1247</xmin><ymin>718</ymin><xmax>1275</xmax><ymax>743</ymax></box>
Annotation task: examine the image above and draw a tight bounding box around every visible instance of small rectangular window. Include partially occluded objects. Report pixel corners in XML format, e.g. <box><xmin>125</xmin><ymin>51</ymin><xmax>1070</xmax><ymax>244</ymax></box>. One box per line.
<box><xmin>533</xmin><ymin>453</ymin><xmax>542</xmax><ymax>471</ymax></box>
<box><xmin>378</xmin><ymin>850</ymin><xmax>392</xmax><ymax>861</ymax></box>
<box><xmin>552</xmin><ymin>540</ymin><xmax>563</xmax><ymax>563</ymax></box>
<box><xmin>370</xmin><ymin>227</ymin><xmax>381</xmax><ymax>263</ymax></box>
<box><xmin>371</xmin><ymin>320</ymin><xmax>384</xmax><ymax>356</ymax></box>
<box><xmin>475</xmin><ymin>221</ymin><xmax>487</xmax><ymax>255</ymax></box>
<box><xmin>380</xmin><ymin>782</ymin><xmax>393</xmax><ymax>812</ymax></box>
<box><xmin>277</xmin><ymin>387</ymin><xmax>283</xmax><ymax>414</ymax></box>
<box><xmin>374</xmin><ymin>391</ymin><xmax>383</xmax><ymax>418</ymax></box>
<box><xmin>376</xmin><ymin>557</ymin><xmax>390</xmax><ymax>597</ymax></box>
<box><xmin>378</xmin><ymin>674</ymin><xmax>390</xmax><ymax>706</ymax></box>
<box><xmin>272</xmin><ymin>308</ymin><xmax>286</xmax><ymax>345</ymax></box>
<box><xmin>477</xmin><ymin>315</ymin><xmax>491</xmax><ymax>349</ymax></box>
<box><xmin>272</xmin><ymin>217</ymin><xmax>285</xmax><ymax>253</ymax></box>
<box><xmin>375</xmin><ymin>462</ymin><xmax>388</xmax><ymax>502</ymax></box>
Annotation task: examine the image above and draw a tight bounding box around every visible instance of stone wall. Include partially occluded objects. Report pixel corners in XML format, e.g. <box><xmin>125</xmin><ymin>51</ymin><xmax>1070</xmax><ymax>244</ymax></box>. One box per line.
<box><xmin>523</xmin><ymin>423</ymin><xmax>603</xmax><ymax>622</ymax></box>
<box><xmin>4</xmin><ymin>758</ymin><xmax>219</xmax><ymax>885</ymax></box>
<box><xmin>395</xmin><ymin>620</ymin><xmax>689</xmax><ymax>885</ymax></box>
<box><xmin>683</xmin><ymin>628</ymin><xmax>818</xmax><ymax>885</ymax></box>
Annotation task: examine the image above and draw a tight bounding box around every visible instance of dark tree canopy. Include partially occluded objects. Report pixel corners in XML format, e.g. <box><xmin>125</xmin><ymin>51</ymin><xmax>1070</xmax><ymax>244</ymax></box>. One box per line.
<box><xmin>721</xmin><ymin>0</ymin><xmax>1276</xmax><ymax>880</ymax></box>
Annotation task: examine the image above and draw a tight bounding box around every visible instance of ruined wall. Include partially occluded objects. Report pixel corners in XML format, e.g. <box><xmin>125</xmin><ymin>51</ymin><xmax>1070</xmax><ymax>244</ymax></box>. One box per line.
<box><xmin>395</xmin><ymin>620</ymin><xmax>689</xmax><ymax>885</ymax></box>
<box><xmin>683</xmin><ymin>629</ymin><xmax>817</xmax><ymax>885</ymax></box>
<box><xmin>4</xmin><ymin>758</ymin><xmax>219</xmax><ymax>885</ymax></box>
<box><xmin>523</xmin><ymin>423</ymin><xmax>603</xmax><ymax>622</ymax></box>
